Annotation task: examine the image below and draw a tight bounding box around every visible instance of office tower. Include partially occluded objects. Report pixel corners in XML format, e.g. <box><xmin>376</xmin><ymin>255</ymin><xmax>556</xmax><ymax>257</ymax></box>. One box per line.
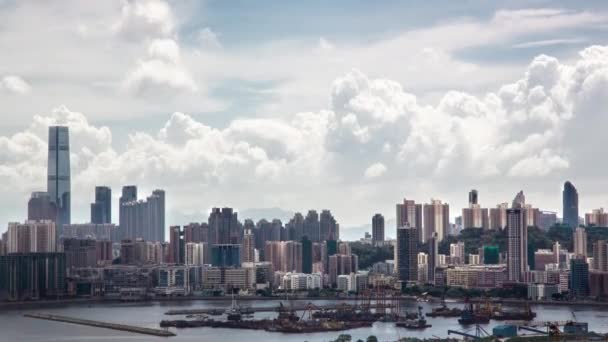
<box><xmin>450</xmin><ymin>242</ymin><xmax>465</xmax><ymax>265</ymax></box>
<box><xmin>121</xmin><ymin>189</ymin><xmax>165</xmax><ymax>242</ymax></box>
<box><xmin>90</xmin><ymin>186</ymin><xmax>111</xmax><ymax>224</ymax></box>
<box><xmin>507</xmin><ymin>195</ymin><xmax>527</xmax><ymax>282</ymax></box>
<box><xmin>0</xmin><ymin>253</ymin><xmax>66</xmax><ymax>300</ymax></box>
<box><xmin>482</xmin><ymin>245</ymin><xmax>499</xmax><ymax>264</ymax></box>
<box><xmin>286</xmin><ymin>213</ymin><xmax>304</xmax><ymax>241</ymax></box>
<box><xmin>428</xmin><ymin>232</ymin><xmax>438</xmax><ymax>285</ymax></box>
<box><xmin>211</xmin><ymin>244</ymin><xmax>241</xmax><ymax>267</ymax></box>
<box><xmin>469</xmin><ymin>189</ymin><xmax>478</xmax><ymax>205</ymax></box>
<box><xmin>185</xmin><ymin>242</ymin><xmax>206</xmax><ymax>266</ymax></box>
<box><xmin>395</xmin><ymin>225</ymin><xmax>418</xmax><ymax>284</ymax></box>
<box><xmin>303</xmin><ymin>210</ymin><xmax>320</xmax><ymax>242</ymax></box>
<box><xmin>573</xmin><ymin>227</ymin><xmax>588</xmax><ymax>258</ymax></box>
<box><xmin>27</xmin><ymin>192</ymin><xmax>57</xmax><ymax>222</ymax></box>
<box><xmin>243</xmin><ymin>228</ymin><xmax>255</xmax><ymax>263</ymax></box>
<box><xmin>7</xmin><ymin>220</ymin><xmax>57</xmax><ymax>253</ymax></box>
<box><xmin>302</xmin><ymin>237</ymin><xmax>313</xmax><ymax>274</ymax></box>
<box><xmin>372</xmin><ymin>213</ymin><xmax>385</xmax><ymax>243</ymax></box>
<box><xmin>593</xmin><ymin>240</ymin><xmax>608</xmax><ymax>271</ymax></box>
<box><xmin>169</xmin><ymin>226</ymin><xmax>184</xmax><ymax>264</ymax></box>
<box><xmin>320</xmin><ymin>210</ymin><xmax>338</xmax><ymax>241</ymax></box>
<box><xmin>396</xmin><ymin>198</ymin><xmax>422</xmax><ymax>232</ymax></box>
<box><xmin>489</xmin><ymin>203</ymin><xmax>508</xmax><ymax>230</ymax></box>
<box><xmin>119</xmin><ymin>186</ymin><xmax>137</xmax><ymax>238</ymax></box>
<box><xmin>423</xmin><ymin>199</ymin><xmax>449</xmax><ymax>242</ymax></box>
<box><xmin>563</xmin><ymin>181</ymin><xmax>579</xmax><ymax>228</ymax></box>
<box><xmin>208</xmin><ymin>207</ymin><xmax>241</xmax><ymax>245</ymax></box>
<box><xmin>570</xmin><ymin>258</ymin><xmax>589</xmax><ymax>297</ymax></box>
<box><xmin>47</xmin><ymin>126</ymin><xmax>71</xmax><ymax>230</ymax></box>
<box><xmin>585</xmin><ymin>208</ymin><xmax>608</xmax><ymax>227</ymax></box>
<box><xmin>63</xmin><ymin>239</ymin><xmax>97</xmax><ymax>271</ymax></box>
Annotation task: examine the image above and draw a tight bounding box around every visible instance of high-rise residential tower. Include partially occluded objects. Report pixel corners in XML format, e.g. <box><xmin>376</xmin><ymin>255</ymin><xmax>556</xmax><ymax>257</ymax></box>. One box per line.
<box><xmin>47</xmin><ymin>126</ymin><xmax>70</xmax><ymax>230</ymax></box>
<box><xmin>395</xmin><ymin>224</ymin><xmax>418</xmax><ymax>284</ymax></box>
<box><xmin>396</xmin><ymin>199</ymin><xmax>422</xmax><ymax>231</ymax></box>
<box><xmin>563</xmin><ymin>181</ymin><xmax>579</xmax><ymax>228</ymax></box>
<box><xmin>120</xmin><ymin>189</ymin><xmax>165</xmax><ymax>242</ymax></box>
<box><xmin>119</xmin><ymin>186</ymin><xmax>137</xmax><ymax>238</ymax></box>
<box><xmin>242</xmin><ymin>228</ymin><xmax>255</xmax><ymax>263</ymax></box>
<box><xmin>423</xmin><ymin>199</ymin><xmax>449</xmax><ymax>242</ymax></box>
<box><xmin>27</xmin><ymin>192</ymin><xmax>57</xmax><ymax>222</ymax></box>
<box><xmin>303</xmin><ymin>210</ymin><xmax>320</xmax><ymax>242</ymax></box>
<box><xmin>319</xmin><ymin>210</ymin><xmax>338</xmax><ymax>241</ymax></box>
<box><xmin>208</xmin><ymin>207</ymin><xmax>241</xmax><ymax>245</ymax></box>
<box><xmin>90</xmin><ymin>186</ymin><xmax>111</xmax><ymax>224</ymax></box>
<box><xmin>573</xmin><ymin>227</ymin><xmax>588</xmax><ymax>258</ymax></box>
<box><xmin>507</xmin><ymin>194</ymin><xmax>527</xmax><ymax>282</ymax></box>
<box><xmin>427</xmin><ymin>232</ymin><xmax>438</xmax><ymax>285</ymax></box>
<box><xmin>372</xmin><ymin>213</ymin><xmax>385</xmax><ymax>243</ymax></box>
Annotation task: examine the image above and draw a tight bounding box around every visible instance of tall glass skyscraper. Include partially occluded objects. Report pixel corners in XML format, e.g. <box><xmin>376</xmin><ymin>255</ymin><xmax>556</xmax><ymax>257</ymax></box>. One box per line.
<box><xmin>563</xmin><ymin>181</ymin><xmax>579</xmax><ymax>228</ymax></box>
<box><xmin>47</xmin><ymin>126</ymin><xmax>70</xmax><ymax>230</ymax></box>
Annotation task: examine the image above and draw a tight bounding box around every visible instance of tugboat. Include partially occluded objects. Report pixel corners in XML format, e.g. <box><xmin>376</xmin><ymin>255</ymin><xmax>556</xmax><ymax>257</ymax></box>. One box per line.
<box><xmin>458</xmin><ymin>300</ymin><xmax>489</xmax><ymax>325</ymax></box>
<box><xmin>396</xmin><ymin>306</ymin><xmax>432</xmax><ymax>330</ymax></box>
<box><xmin>226</xmin><ymin>293</ymin><xmax>242</xmax><ymax>321</ymax></box>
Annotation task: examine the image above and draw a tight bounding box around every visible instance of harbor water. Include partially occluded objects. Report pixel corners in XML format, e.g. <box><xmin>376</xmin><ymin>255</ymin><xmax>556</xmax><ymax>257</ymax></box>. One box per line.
<box><xmin>2</xmin><ymin>299</ymin><xmax>607</xmax><ymax>341</ymax></box>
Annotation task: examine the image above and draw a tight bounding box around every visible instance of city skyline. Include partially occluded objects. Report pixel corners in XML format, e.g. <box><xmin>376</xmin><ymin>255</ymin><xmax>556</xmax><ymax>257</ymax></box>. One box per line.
<box><xmin>2</xmin><ymin>1</ymin><xmax>608</xmax><ymax>235</ymax></box>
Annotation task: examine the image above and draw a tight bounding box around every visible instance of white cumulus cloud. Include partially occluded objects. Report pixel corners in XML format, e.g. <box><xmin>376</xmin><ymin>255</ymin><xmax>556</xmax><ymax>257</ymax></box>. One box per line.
<box><xmin>1</xmin><ymin>76</ymin><xmax>31</xmax><ymax>94</ymax></box>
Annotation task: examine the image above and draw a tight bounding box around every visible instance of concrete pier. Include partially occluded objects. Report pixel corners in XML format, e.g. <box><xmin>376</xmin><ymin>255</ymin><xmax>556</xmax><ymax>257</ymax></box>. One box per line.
<box><xmin>24</xmin><ymin>313</ymin><xmax>175</xmax><ymax>337</ymax></box>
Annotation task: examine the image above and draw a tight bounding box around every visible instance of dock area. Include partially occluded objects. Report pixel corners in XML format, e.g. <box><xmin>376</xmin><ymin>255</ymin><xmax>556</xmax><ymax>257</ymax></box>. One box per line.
<box><xmin>165</xmin><ymin>303</ymin><xmax>390</xmax><ymax>315</ymax></box>
<box><xmin>24</xmin><ymin>313</ymin><xmax>175</xmax><ymax>337</ymax></box>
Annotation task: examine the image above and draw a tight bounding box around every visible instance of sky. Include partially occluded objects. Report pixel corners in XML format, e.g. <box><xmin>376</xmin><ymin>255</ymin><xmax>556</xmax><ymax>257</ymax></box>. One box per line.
<box><xmin>1</xmin><ymin>0</ymin><xmax>608</xmax><ymax>239</ymax></box>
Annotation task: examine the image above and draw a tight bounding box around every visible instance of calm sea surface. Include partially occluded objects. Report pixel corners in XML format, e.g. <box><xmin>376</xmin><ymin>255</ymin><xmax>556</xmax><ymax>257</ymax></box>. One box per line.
<box><xmin>1</xmin><ymin>299</ymin><xmax>608</xmax><ymax>341</ymax></box>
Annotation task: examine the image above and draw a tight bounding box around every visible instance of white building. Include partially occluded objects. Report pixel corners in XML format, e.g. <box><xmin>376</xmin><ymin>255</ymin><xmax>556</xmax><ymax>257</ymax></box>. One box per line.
<box><xmin>280</xmin><ymin>272</ymin><xmax>322</xmax><ymax>291</ymax></box>
<box><xmin>528</xmin><ymin>283</ymin><xmax>559</xmax><ymax>300</ymax></box>
<box><xmin>337</xmin><ymin>275</ymin><xmax>350</xmax><ymax>292</ymax></box>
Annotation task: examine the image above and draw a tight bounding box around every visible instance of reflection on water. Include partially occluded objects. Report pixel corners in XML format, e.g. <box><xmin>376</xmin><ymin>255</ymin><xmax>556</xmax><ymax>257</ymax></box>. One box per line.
<box><xmin>2</xmin><ymin>300</ymin><xmax>608</xmax><ymax>341</ymax></box>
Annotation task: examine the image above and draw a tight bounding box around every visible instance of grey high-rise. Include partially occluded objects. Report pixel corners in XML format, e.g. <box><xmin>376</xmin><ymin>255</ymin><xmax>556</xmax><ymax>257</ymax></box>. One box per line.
<box><xmin>563</xmin><ymin>181</ymin><xmax>579</xmax><ymax>228</ymax></box>
<box><xmin>507</xmin><ymin>196</ymin><xmax>527</xmax><ymax>282</ymax></box>
<box><xmin>468</xmin><ymin>189</ymin><xmax>478</xmax><ymax>205</ymax></box>
<box><xmin>208</xmin><ymin>207</ymin><xmax>240</xmax><ymax>244</ymax></box>
<box><xmin>119</xmin><ymin>185</ymin><xmax>137</xmax><ymax>238</ymax></box>
<box><xmin>47</xmin><ymin>126</ymin><xmax>70</xmax><ymax>230</ymax></box>
<box><xmin>395</xmin><ymin>225</ymin><xmax>418</xmax><ymax>284</ymax></box>
<box><xmin>120</xmin><ymin>189</ymin><xmax>165</xmax><ymax>242</ymax></box>
<box><xmin>91</xmin><ymin>186</ymin><xmax>111</xmax><ymax>224</ymax></box>
<box><xmin>372</xmin><ymin>213</ymin><xmax>385</xmax><ymax>243</ymax></box>
<box><xmin>28</xmin><ymin>192</ymin><xmax>57</xmax><ymax>222</ymax></box>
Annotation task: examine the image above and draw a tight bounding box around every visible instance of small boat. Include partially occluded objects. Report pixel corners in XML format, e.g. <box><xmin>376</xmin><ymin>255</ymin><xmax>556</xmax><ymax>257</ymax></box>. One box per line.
<box><xmin>396</xmin><ymin>307</ymin><xmax>431</xmax><ymax>330</ymax></box>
